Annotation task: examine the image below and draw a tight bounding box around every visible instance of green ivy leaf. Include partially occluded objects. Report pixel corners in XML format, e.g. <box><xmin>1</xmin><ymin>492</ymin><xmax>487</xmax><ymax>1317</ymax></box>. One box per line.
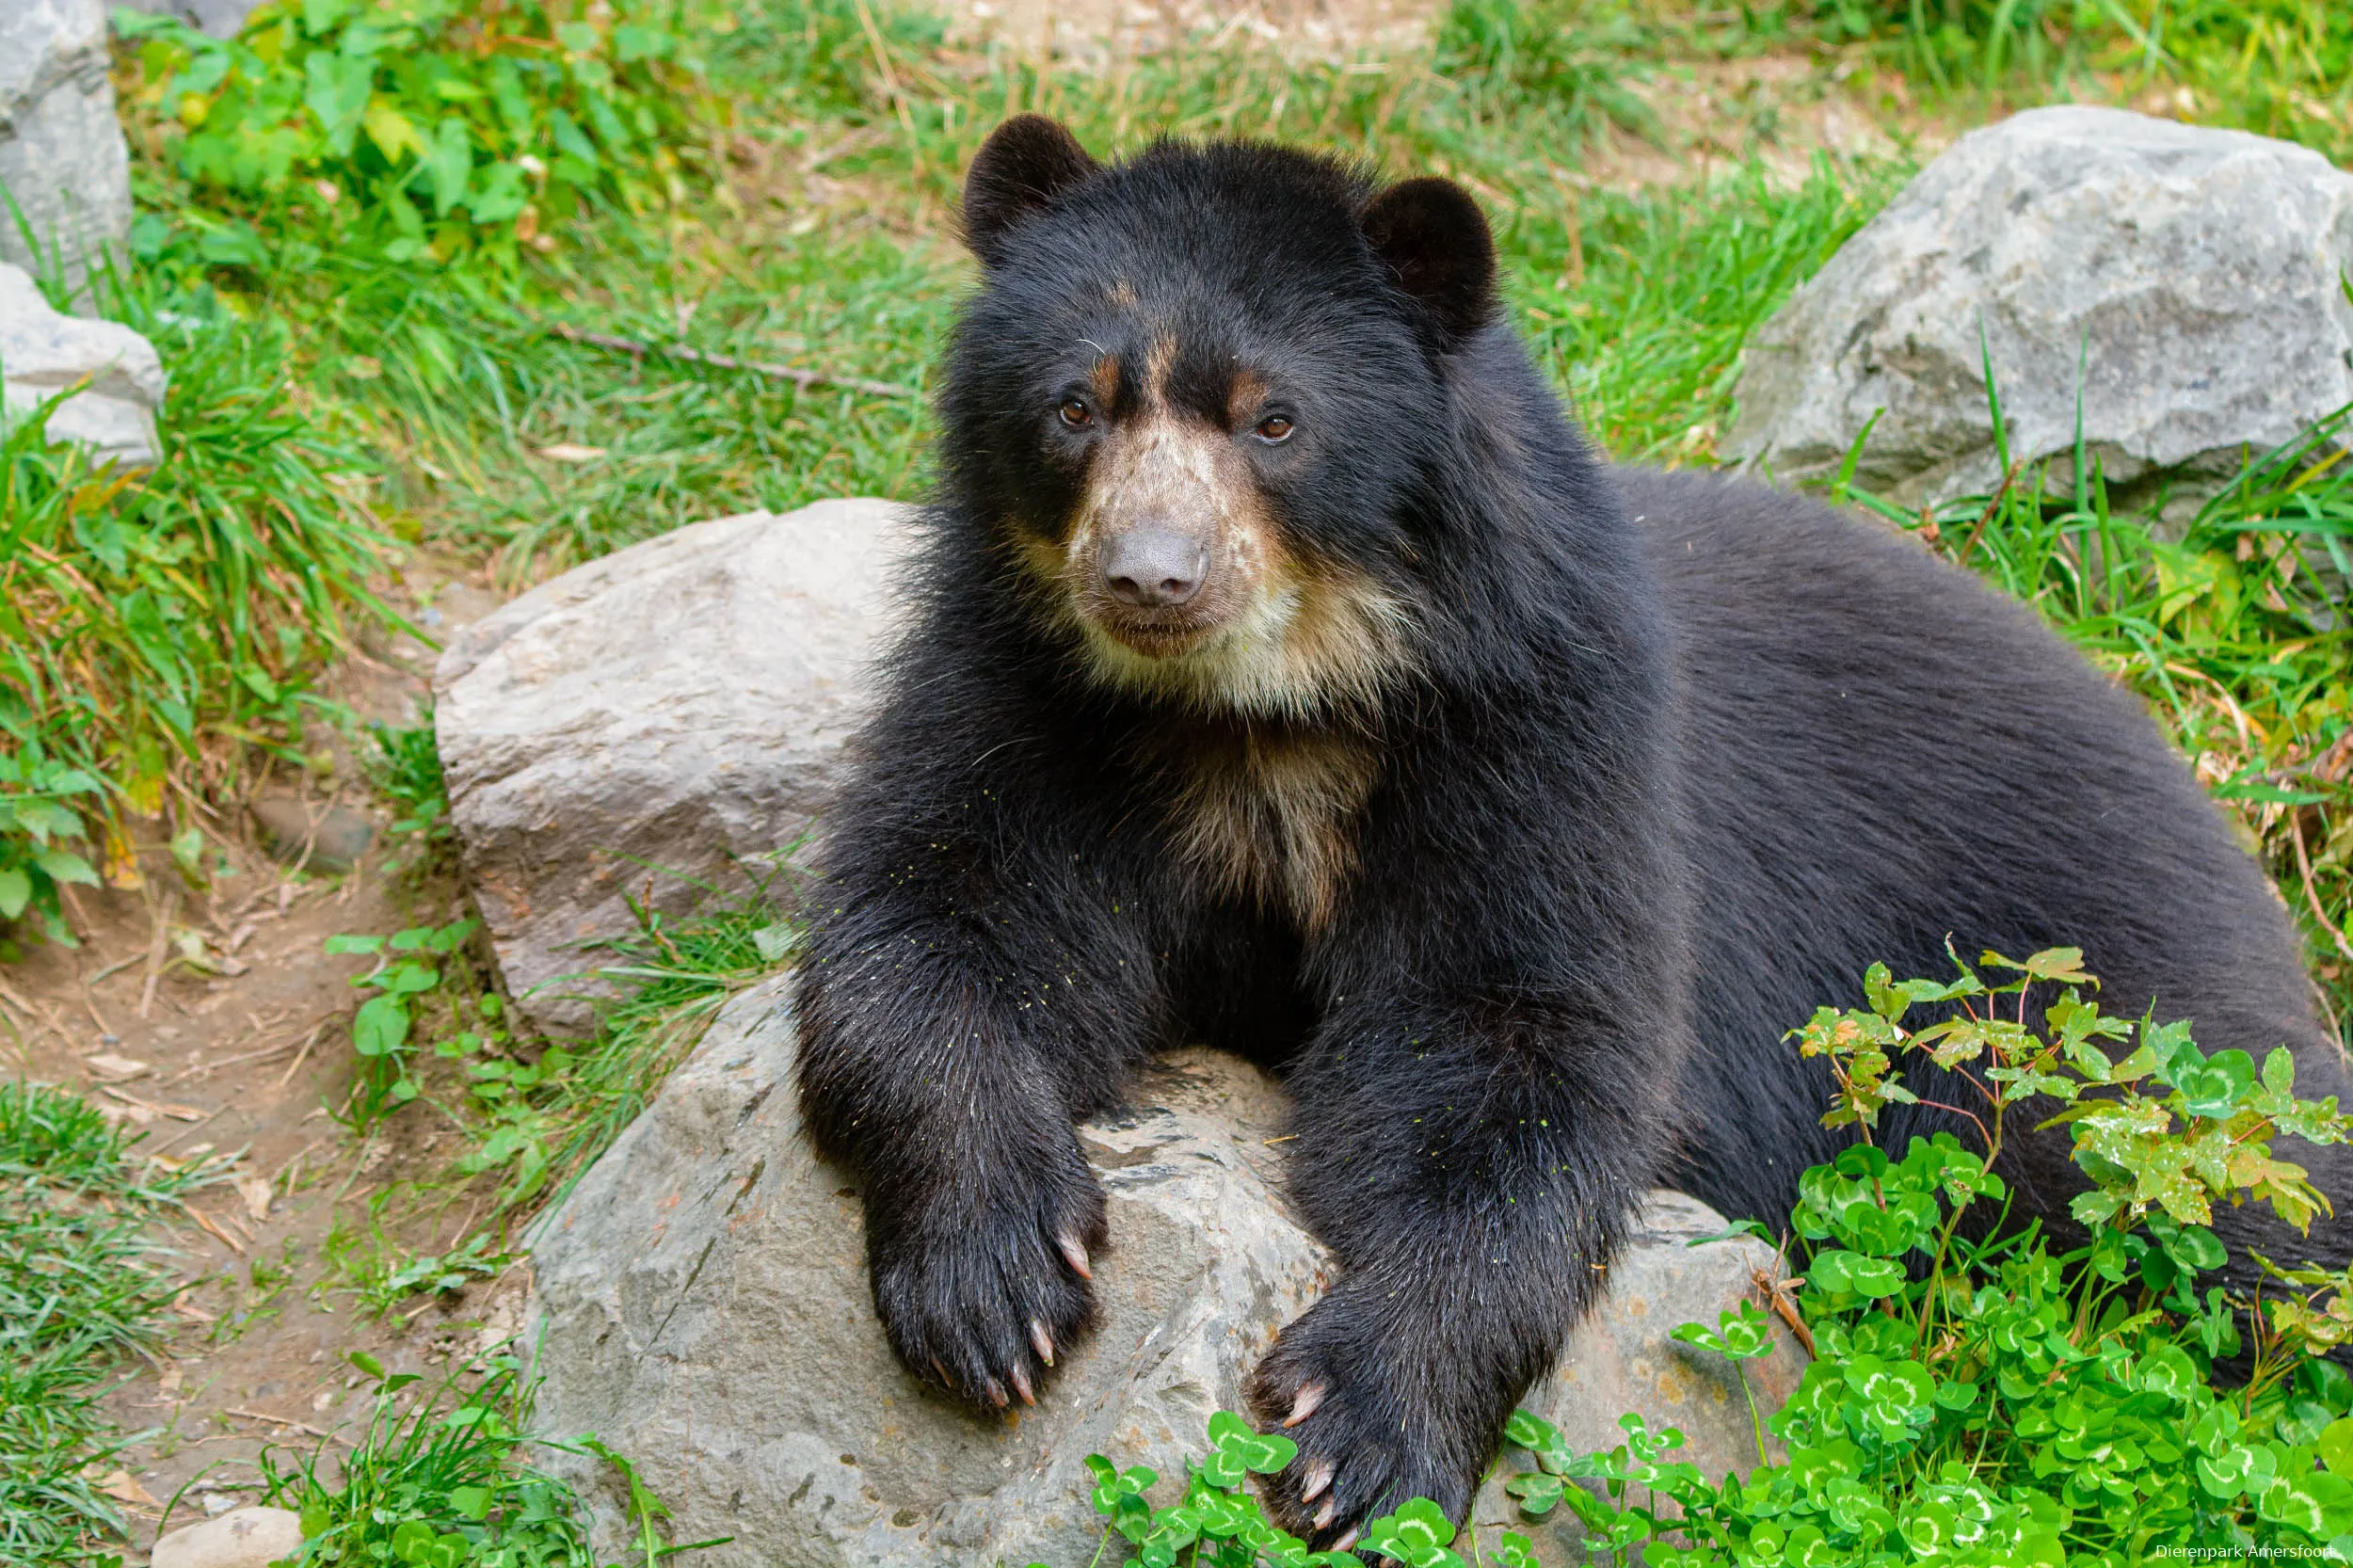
<box><xmin>2320</xmin><ymin>1417</ymin><xmax>2353</xmax><ymax>1479</ymax></box>
<box><xmin>0</xmin><ymin>866</ymin><xmax>30</xmax><ymax>920</ymax></box>
<box><xmin>352</xmin><ymin>994</ymin><xmax>409</xmax><ymax>1057</ymax></box>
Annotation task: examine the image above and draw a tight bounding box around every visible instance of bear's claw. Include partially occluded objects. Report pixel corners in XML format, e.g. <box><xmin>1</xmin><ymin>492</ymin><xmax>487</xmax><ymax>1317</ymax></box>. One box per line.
<box><xmin>1245</xmin><ymin>1290</ymin><xmax>1484</xmax><ymax>1549</ymax></box>
<box><xmin>867</xmin><ymin>1176</ymin><xmax>1105</xmax><ymax>1416</ymax></box>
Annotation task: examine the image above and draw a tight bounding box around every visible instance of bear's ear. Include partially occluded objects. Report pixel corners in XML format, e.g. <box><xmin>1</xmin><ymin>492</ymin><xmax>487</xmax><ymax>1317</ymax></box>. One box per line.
<box><xmin>962</xmin><ymin>116</ymin><xmax>1101</xmax><ymax>268</ymax></box>
<box><xmin>1359</xmin><ymin>177</ymin><xmax>1497</xmax><ymax>349</ymax></box>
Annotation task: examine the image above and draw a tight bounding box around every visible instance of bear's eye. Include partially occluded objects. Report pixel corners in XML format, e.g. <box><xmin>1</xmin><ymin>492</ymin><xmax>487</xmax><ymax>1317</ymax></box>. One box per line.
<box><xmin>1255</xmin><ymin>415</ymin><xmax>1294</xmax><ymax>443</ymax></box>
<box><xmin>1058</xmin><ymin>398</ymin><xmax>1095</xmax><ymax>429</ymax></box>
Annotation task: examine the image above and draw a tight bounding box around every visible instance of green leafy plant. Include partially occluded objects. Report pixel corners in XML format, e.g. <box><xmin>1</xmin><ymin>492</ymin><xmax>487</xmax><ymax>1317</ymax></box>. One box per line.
<box><xmin>255</xmin><ymin>1346</ymin><xmax>727</xmax><ymax>1566</ymax></box>
<box><xmin>367</xmin><ymin>716</ymin><xmax>457</xmax><ymax>883</ymax></box>
<box><xmin>327</xmin><ymin>1227</ymin><xmax>517</xmax><ymax>1320</ymax></box>
<box><xmin>1490</xmin><ymin>949</ymin><xmax>2353</xmax><ymax>1564</ymax></box>
<box><xmin>0</xmin><ymin>744</ymin><xmax>103</xmax><ymax>954</ymax></box>
<box><xmin>326</xmin><ymin>917</ymin><xmax>480</xmax><ymax>1128</ymax></box>
<box><xmin>1056</xmin><ymin>950</ymin><xmax>2353</xmax><ymax>1566</ymax></box>
<box><xmin>1040</xmin><ymin>1411</ymin><xmax>1359</xmax><ymax>1568</ymax></box>
<box><xmin>115</xmin><ymin>0</ymin><xmax>729</xmax><ymax>269</ymax></box>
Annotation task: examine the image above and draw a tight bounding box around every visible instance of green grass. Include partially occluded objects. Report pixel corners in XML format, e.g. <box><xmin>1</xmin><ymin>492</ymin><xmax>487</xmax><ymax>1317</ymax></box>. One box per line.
<box><xmin>251</xmin><ymin>1347</ymin><xmax>722</xmax><ymax>1566</ymax></box>
<box><xmin>0</xmin><ymin>261</ymin><xmax>390</xmax><ymax>949</ymax></box>
<box><xmin>0</xmin><ymin>1080</ymin><xmax>226</xmax><ymax>1566</ymax></box>
<box><xmin>1818</xmin><ymin>0</ymin><xmax>2352</xmax><ymax>163</ymax></box>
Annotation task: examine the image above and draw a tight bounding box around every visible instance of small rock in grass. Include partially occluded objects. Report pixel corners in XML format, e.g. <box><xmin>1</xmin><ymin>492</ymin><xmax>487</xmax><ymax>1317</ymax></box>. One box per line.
<box><xmin>248</xmin><ymin>793</ymin><xmax>376</xmax><ymax>873</ymax></box>
<box><xmin>150</xmin><ymin>1505</ymin><xmax>304</xmax><ymax>1568</ymax></box>
<box><xmin>0</xmin><ymin>262</ymin><xmax>164</xmax><ymax>470</ymax></box>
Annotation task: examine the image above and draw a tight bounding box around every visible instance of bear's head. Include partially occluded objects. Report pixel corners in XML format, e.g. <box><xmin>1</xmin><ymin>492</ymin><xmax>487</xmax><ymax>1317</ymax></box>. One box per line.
<box><xmin>940</xmin><ymin>116</ymin><xmax>1501</xmax><ymax>720</ymax></box>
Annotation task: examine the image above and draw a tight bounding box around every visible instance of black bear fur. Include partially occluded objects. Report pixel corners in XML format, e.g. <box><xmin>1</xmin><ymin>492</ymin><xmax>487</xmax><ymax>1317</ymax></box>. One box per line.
<box><xmin>792</xmin><ymin>119</ymin><xmax>2345</xmax><ymax>1544</ymax></box>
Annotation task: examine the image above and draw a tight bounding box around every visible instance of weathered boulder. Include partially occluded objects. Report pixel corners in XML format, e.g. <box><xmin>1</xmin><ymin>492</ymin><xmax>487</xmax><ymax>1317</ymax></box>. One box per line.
<box><xmin>1726</xmin><ymin>105</ymin><xmax>2353</xmax><ymax>511</ymax></box>
<box><xmin>0</xmin><ymin>0</ymin><xmax>134</xmax><ymax>303</ymax></box>
<box><xmin>433</xmin><ymin>500</ymin><xmax>913</xmax><ymax>1033</ymax></box>
<box><xmin>527</xmin><ymin>978</ymin><xmax>1805</xmax><ymax>1568</ymax></box>
<box><xmin>0</xmin><ymin>262</ymin><xmax>165</xmax><ymax>469</ymax></box>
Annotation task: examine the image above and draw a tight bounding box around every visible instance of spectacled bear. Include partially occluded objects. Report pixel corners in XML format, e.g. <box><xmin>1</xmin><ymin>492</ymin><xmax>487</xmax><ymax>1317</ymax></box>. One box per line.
<box><xmin>792</xmin><ymin>116</ymin><xmax>2345</xmax><ymax>1544</ymax></box>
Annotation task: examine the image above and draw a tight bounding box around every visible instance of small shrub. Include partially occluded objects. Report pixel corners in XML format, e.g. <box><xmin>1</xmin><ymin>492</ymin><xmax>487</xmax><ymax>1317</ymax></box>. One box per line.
<box><xmin>325</xmin><ymin>917</ymin><xmax>480</xmax><ymax>1130</ymax></box>
<box><xmin>114</xmin><ymin>0</ymin><xmax>730</xmax><ymax>269</ymax></box>
<box><xmin>1057</xmin><ymin>949</ymin><xmax>2353</xmax><ymax>1565</ymax></box>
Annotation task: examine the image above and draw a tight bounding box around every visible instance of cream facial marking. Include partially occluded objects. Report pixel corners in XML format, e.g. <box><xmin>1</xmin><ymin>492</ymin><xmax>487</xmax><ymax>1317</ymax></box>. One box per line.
<box><xmin>1017</xmin><ymin>340</ymin><xmax>1421</xmax><ymax>719</ymax></box>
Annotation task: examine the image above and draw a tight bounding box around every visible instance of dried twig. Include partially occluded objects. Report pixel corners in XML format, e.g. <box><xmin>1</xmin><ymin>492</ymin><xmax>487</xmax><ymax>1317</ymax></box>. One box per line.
<box><xmin>145</xmin><ymin>1108</ymin><xmax>224</xmax><ymax>1154</ymax></box>
<box><xmin>138</xmin><ymin>887</ymin><xmax>179</xmax><ymax>1020</ymax></box>
<box><xmin>274</xmin><ymin>1018</ymin><xmax>329</xmax><ymax>1089</ymax></box>
<box><xmin>546</xmin><ymin>322</ymin><xmax>916</xmax><ymax>400</ymax></box>
<box><xmin>1953</xmin><ymin>461</ymin><xmax>2021</xmax><ymax>569</ymax></box>
<box><xmin>179</xmin><ymin>1199</ymin><xmax>247</xmax><ymax>1256</ymax></box>
<box><xmin>165</xmin><ymin>1028</ymin><xmax>310</xmax><ymax>1085</ymax></box>
<box><xmin>1753</xmin><ymin>1258</ymin><xmax>1815</xmax><ymax>1357</ymax></box>
<box><xmin>85</xmin><ymin>952</ymin><xmax>145</xmax><ymax>986</ymax></box>
<box><xmin>97</xmin><ymin>1083</ymin><xmax>205</xmax><ymax>1121</ymax></box>
<box><xmin>227</xmin><ymin>1407</ymin><xmax>334</xmax><ymax>1440</ymax></box>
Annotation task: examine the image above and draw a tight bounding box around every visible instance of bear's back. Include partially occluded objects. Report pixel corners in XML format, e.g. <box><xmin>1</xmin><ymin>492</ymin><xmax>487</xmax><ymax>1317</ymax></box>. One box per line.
<box><xmin>1609</xmin><ymin>467</ymin><xmax>2330</xmax><ymax>1224</ymax></box>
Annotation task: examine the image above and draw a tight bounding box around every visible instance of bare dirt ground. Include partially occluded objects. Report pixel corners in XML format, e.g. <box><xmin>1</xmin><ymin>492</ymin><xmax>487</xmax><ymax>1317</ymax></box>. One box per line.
<box><xmin>3</xmin><ymin>566</ymin><xmax>512</xmax><ymax>1545</ymax></box>
<box><xmin>935</xmin><ymin>0</ymin><xmax>1432</xmax><ymax>67</ymax></box>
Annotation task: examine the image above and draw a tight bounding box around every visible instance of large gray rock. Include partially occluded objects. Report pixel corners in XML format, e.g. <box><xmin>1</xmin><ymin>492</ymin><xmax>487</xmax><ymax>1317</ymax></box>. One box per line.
<box><xmin>1726</xmin><ymin>106</ymin><xmax>2353</xmax><ymax>509</ymax></box>
<box><xmin>527</xmin><ymin>978</ymin><xmax>1805</xmax><ymax>1568</ymax></box>
<box><xmin>0</xmin><ymin>262</ymin><xmax>165</xmax><ymax>469</ymax></box>
<box><xmin>434</xmin><ymin>500</ymin><xmax>913</xmax><ymax>1033</ymax></box>
<box><xmin>0</xmin><ymin>0</ymin><xmax>133</xmax><ymax>303</ymax></box>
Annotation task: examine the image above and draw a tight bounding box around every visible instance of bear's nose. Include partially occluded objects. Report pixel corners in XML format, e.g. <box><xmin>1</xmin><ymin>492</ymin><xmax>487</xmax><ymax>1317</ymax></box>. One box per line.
<box><xmin>1100</xmin><ymin>529</ymin><xmax>1208</xmax><ymax>608</ymax></box>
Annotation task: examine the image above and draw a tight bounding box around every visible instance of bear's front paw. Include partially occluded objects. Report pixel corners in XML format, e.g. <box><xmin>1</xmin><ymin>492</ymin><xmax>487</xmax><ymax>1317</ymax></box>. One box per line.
<box><xmin>1244</xmin><ymin>1287</ymin><xmax>1492</xmax><ymax>1548</ymax></box>
<box><xmin>868</xmin><ymin>1178</ymin><xmax>1105</xmax><ymax>1411</ymax></box>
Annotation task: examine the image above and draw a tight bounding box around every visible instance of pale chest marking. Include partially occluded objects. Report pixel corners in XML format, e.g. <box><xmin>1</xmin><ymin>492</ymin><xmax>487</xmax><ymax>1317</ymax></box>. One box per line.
<box><xmin>1161</xmin><ymin>728</ymin><xmax>1380</xmax><ymax>935</ymax></box>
